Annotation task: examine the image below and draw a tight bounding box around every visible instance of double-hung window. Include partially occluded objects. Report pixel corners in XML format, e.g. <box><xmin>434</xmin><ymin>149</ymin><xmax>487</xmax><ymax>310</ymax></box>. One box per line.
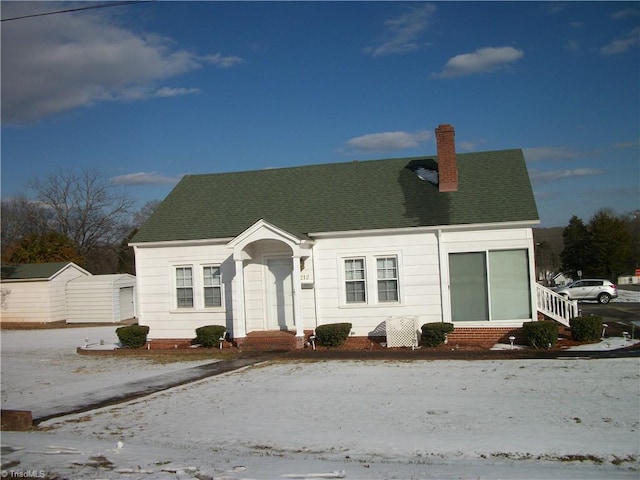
<box><xmin>376</xmin><ymin>256</ymin><xmax>399</xmax><ymax>302</ymax></box>
<box><xmin>345</xmin><ymin>258</ymin><xmax>366</xmax><ymax>303</ymax></box>
<box><xmin>203</xmin><ymin>266</ymin><xmax>222</xmax><ymax>307</ymax></box>
<box><xmin>176</xmin><ymin>267</ymin><xmax>194</xmax><ymax>308</ymax></box>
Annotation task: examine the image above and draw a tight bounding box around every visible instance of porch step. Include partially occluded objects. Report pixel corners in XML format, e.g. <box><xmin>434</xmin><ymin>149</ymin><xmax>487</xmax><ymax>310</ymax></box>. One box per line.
<box><xmin>241</xmin><ymin>331</ymin><xmax>302</xmax><ymax>352</ymax></box>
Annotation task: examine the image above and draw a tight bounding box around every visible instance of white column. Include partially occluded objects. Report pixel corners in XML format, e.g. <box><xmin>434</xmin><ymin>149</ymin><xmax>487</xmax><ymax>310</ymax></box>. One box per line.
<box><xmin>234</xmin><ymin>258</ymin><xmax>247</xmax><ymax>339</ymax></box>
<box><xmin>292</xmin><ymin>256</ymin><xmax>304</xmax><ymax>337</ymax></box>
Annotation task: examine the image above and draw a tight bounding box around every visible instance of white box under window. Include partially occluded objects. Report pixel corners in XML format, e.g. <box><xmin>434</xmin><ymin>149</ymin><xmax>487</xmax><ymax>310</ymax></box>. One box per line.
<box><xmin>385</xmin><ymin>316</ymin><xmax>419</xmax><ymax>348</ymax></box>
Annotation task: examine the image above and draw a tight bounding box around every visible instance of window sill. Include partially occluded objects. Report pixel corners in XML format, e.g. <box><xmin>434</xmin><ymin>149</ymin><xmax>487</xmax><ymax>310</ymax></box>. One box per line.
<box><xmin>170</xmin><ymin>308</ymin><xmax>225</xmax><ymax>314</ymax></box>
<box><xmin>338</xmin><ymin>302</ymin><xmax>403</xmax><ymax>309</ymax></box>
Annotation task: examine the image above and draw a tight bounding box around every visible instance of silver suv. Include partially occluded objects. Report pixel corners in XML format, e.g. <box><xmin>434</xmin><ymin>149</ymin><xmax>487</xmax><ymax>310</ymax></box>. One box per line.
<box><xmin>555</xmin><ymin>279</ymin><xmax>618</xmax><ymax>304</ymax></box>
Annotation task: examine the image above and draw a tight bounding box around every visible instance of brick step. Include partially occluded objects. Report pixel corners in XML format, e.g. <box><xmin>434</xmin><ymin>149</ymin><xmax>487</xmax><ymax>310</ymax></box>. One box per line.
<box><xmin>241</xmin><ymin>330</ymin><xmax>302</xmax><ymax>352</ymax></box>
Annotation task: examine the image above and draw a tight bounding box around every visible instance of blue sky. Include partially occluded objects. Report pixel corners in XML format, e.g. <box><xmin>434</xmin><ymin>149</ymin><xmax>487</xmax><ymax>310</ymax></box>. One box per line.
<box><xmin>2</xmin><ymin>1</ymin><xmax>638</xmax><ymax>227</ymax></box>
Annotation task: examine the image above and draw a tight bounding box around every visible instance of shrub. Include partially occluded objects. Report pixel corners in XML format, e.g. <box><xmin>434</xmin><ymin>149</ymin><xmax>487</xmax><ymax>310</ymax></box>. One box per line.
<box><xmin>522</xmin><ymin>321</ymin><xmax>558</xmax><ymax>349</ymax></box>
<box><xmin>420</xmin><ymin>322</ymin><xmax>454</xmax><ymax>347</ymax></box>
<box><xmin>116</xmin><ymin>325</ymin><xmax>149</xmax><ymax>348</ymax></box>
<box><xmin>194</xmin><ymin>325</ymin><xmax>227</xmax><ymax>348</ymax></box>
<box><xmin>570</xmin><ymin>316</ymin><xmax>603</xmax><ymax>342</ymax></box>
<box><xmin>315</xmin><ymin>322</ymin><xmax>352</xmax><ymax>347</ymax></box>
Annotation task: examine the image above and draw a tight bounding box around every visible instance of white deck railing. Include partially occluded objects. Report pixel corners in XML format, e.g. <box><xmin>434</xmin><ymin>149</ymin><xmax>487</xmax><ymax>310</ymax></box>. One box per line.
<box><xmin>535</xmin><ymin>283</ymin><xmax>579</xmax><ymax>327</ymax></box>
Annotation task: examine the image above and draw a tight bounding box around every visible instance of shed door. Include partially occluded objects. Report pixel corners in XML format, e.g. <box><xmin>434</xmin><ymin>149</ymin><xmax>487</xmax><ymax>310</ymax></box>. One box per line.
<box><xmin>267</xmin><ymin>257</ymin><xmax>294</xmax><ymax>330</ymax></box>
<box><xmin>119</xmin><ymin>287</ymin><xmax>135</xmax><ymax>320</ymax></box>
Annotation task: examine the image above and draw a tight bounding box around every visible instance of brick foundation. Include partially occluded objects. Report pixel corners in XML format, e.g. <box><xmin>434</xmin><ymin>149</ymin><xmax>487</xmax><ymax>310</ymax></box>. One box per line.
<box><xmin>447</xmin><ymin>327</ymin><xmax>525</xmax><ymax>347</ymax></box>
<box><xmin>141</xmin><ymin>327</ymin><xmax>530</xmax><ymax>351</ymax></box>
<box><xmin>145</xmin><ymin>339</ymin><xmax>235</xmax><ymax>350</ymax></box>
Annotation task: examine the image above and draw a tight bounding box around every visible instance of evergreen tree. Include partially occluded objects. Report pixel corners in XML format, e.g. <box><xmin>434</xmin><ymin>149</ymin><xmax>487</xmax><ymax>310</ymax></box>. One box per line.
<box><xmin>560</xmin><ymin>215</ymin><xmax>591</xmax><ymax>278</ymax></box>
<box><xmin>588</xmin><ymin>209</ymin><xmax>631</xmax><ymax>280</ymax></box>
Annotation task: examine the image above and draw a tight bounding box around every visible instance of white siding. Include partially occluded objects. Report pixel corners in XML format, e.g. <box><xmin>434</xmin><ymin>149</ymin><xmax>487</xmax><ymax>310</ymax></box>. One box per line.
<box><xmin>311</xmin><ymin>231</ymin><xmax>442</xmax><ymax>336</ymax></box>
<box><xmin>66</xmin><ymin>274</ymin><xmax>137</xmax><ymax>323</ymax></box>
<box><xmin>0</xmin><ymin>281</ymin><xmax>53</xmax><ymax>322</ymax></box>
<box><xmin>0</xmin><ymin>265</ymin><xmax>89</xmax><ymax>323</ymax></box>
<box><xmin>133</xmin><ymin>225</ymin><xmax>536</xmax><ymax>340</ymax></box>
<box><xmin>134</xmin><ymin>244</ymin><xmax>232</xmax><ymax>340</ymax></box>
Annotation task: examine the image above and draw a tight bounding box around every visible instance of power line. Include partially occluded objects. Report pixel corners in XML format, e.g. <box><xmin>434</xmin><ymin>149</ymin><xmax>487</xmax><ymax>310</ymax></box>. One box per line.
<box><xmin>1</xmin><ymin>1</ymin><xmax>152</xmax><ymax>22</ymax></box>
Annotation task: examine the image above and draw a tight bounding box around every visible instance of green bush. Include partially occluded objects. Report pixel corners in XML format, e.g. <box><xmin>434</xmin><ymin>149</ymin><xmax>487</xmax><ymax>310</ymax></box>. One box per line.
<box><xmin>522</xmin><ymin>321</ymin><xmax>558</xmax><ymax>349</ymax></box>
<box><xmin>194</xmin><ymin>325</ymin><xmax>227</xmax><ymax>347</ymax></box>
<box><xmin>315</xmin><ymin>322</ymin><xmax>352</xmax><ymax>347</ymax></box>
<box><xmin>116</xmin><ymin>325</ymin><xmax>149</xmax><ymax>348</ymax></box>
<box><xmin>420</xmin><ymin>322</ymin><xmax>454</xmax><ymax>347</ymax></box>
<box><xmin>570</xmin><ymin>316</ymin><xmax>603</xmax><ymax>342</ymax></box>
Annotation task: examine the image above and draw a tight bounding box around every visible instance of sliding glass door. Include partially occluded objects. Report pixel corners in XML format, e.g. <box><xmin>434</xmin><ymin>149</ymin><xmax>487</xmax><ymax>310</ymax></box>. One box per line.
<box><xmin>449</xmin><ymin>250</ymin><xmax>531</xmax><ymax>322</ymax></box>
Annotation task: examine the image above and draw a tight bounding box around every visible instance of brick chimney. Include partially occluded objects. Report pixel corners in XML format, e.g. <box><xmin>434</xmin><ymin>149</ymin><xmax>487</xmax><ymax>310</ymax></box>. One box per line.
<box><xmin>435</xmin><ymin>124</ymin><xmax>458</xmax><ymax>192</ymax></box>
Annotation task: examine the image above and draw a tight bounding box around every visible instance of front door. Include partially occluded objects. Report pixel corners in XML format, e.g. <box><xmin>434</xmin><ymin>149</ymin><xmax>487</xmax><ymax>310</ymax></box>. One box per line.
<box><xmin>267</xmin><ymin>257</ymin><xmax>295</xmax><ymax>330</ymax></box>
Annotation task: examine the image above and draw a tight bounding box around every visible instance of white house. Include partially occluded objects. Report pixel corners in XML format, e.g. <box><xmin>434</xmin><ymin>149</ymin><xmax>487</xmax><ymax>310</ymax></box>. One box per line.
<box><xmin>66</xmin><ymin>274</ymin><xmax>137</xmax><ymax>323</ymax></box>
<box><xmin>0</xmin><ymin>262</ymin><xmax>91</xmax><ymax>323</ymax></box>
<box><xmin>131</xmin><ymin>124</ymin><xmax>552</xmax><ymax>349</ymax></box>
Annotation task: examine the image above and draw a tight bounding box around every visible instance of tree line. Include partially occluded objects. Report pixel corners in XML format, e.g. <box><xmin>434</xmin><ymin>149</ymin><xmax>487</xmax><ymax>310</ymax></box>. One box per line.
<box><xmin>560</xmin><ymin>209</ymin><xmax>639</xmax><ymax>281</ymax></box>
<box><xmin>1</xmin><ymin>169</ymin><xmax>159</xmax><ymax>274</ymax></box>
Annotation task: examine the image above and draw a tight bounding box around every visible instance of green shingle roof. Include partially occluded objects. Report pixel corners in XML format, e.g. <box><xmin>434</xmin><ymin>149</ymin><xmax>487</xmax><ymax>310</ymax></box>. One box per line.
<box><xmin>131</xmin><ymin>149</ymin><xmax>539</xmax><ymax>244</ymax></box>
<box><xmin>1</xmin><ymin>262</ymin><xmax>74</xmax><ymax>280</ymax></box>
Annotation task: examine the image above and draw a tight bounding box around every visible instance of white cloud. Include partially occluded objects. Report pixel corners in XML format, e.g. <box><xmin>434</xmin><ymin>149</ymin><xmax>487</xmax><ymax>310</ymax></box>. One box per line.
<box><xmin>529</xmin><ymin>168</ymin><xmax>602</xmax><ymax>184</ymax></box>
<box><xmin>154</xmin><ymin>87</ymin><xmax>201</xmax><ymax>98</ymax></box>
<box><xmin>346</xmin><ymin>130</ymin><xmax>431</xmax><ymax>152</ymax></box>
<box><xmin>111</xmin><ymin>172</ymin><xmax>182</xmax><ymax>186</ymax></box>
<box><xmin>613</xmin><ymin>140</ymin><xmax>640</xmax><ymax>149</ymax></box>
<box><xmin>564</xmin><ymin>39</ymin><xmax>580</xmax><ymax>52</ymax></box>
<box><xmin>600</xmin><ymin>27</ymin><xmax>640</xmax><ymax>55</ymax></box>
<box><xmin>523</xmin><ymin>147</ymin><xmax>580</xmax><ymax>162</ymax></box>
<box><xmin>365</xmin><ymin>4</ymin><xmax>436</xmax><ymax>57</ymax></box>
<box><xmin>432</xmin><ymin>46</ymin><xmax>524</xmax><ymax>78</ymax></box>
<box><xmin>610</xmin><ymin>9</ymin><xmax>639</xmax><ymax>20</ymax></box>
<box><xmin>204</xmin><ymin>53</ymin><xmax>245</xmax><ymax>68</ymax></box>
<box><xmin>1</xmin><ymin>3</ymin><xmax>243</xmax><ymax>125</ymax></box>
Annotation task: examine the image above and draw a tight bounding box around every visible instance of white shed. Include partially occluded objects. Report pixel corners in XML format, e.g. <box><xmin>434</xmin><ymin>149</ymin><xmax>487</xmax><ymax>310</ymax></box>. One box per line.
<box><xmin>0</xmin><ymin>262</ymin><xmax>91</xmax><ymax>323</ymax></box>
<box><xmin>66</xmin><ymin>274</ymin><xmax>137</xmax><ymax>323</ymax></box>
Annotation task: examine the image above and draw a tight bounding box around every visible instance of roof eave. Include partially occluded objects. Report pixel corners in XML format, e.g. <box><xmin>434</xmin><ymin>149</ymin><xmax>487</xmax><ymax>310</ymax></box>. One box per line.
<box><xmin>309</xmin><ymin>219</ymin><xmax>540</xmax><ymax>239</ymax></box>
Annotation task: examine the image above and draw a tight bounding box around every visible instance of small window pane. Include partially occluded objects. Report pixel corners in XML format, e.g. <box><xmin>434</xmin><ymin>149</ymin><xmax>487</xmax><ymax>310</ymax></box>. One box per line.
<box><xmin>176</xmin><ymin>267</ymin><xmax>193</xmax><ymax>308</ymax></box>
<box><xmin>377</xmin><ymin>257</ymin><xmax>398</xmax><ymax>302</ymax></box>
<box><xmin>204</xmin><ymin>288</ymin><xmax>222</xmax><ymax>307</ymax></box>
<box><xmin>203</xmin><ymin>266</ymin><xmax>222</xmax><ymax>307</ymax></box>
<box><xmin>346</xmin><ymin>281</ymin><xmax>366</xmax><ymax>303</ymax></box>
<box><xmin>345</xmin><ymin>259</ymin><xmax>365</xmax><ymax>280</ymax></box>
<box><xmin>204</xmin><ymin>266</ymin><xmax>221</xmax><ymax>286</ymax></box>
<box><xmin>378</xmin><ymin>280</ymin><xmax>398</xmax><ymax>301</ymax></box>
<box><xmin>345</xmin><ymin>258</ymin><xmax>366</xmax><ymax>303</ymax></box>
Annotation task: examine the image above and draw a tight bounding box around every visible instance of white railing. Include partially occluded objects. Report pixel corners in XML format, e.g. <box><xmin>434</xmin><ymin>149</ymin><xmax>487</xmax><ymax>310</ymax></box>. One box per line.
<box><xmin>535</xmin><ymin>283</ymin><xmax>579</xmax><ymax>327</ymax></box>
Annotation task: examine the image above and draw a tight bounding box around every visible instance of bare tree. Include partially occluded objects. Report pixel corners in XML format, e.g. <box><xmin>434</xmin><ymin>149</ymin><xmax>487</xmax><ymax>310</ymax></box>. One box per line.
<box><xmin>26</xmin><ymin>169</ymin><xmax>135</xmax><ymax>254</ymax></box>
<box><xmin>133</xmin><ymin>199</ymin><xmax>161</xmax><ymax>227</ymax></box>
<box><xmin>1</xmin><ymin>195</ymin><xmax>53</xmax><ymax>256</ymax></box>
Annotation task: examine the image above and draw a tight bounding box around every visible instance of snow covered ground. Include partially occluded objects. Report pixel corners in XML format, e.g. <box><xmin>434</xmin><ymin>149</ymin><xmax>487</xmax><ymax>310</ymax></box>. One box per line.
<box><xmin>2</xmin><ymin>323</ymin><xmax>639</xmax><ymax>479</ymax></box>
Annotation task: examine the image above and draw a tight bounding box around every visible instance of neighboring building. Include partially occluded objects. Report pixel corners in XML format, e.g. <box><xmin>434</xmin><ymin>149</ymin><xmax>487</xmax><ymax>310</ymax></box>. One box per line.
<box><xmin>130</xmin><ymin>124</ymin><xmax>543</xmax><ymax>348</ymax></box>
<box><xmin>618</xmin><ymin>269</ymin><xmax>640</xmax><ymax>285</ymax></box>
<box><xmin>0</xmin><ymin>262</ymin><xmax>91</xmax><ymax>323</ymax></box>
<box><xmin>66</xmin><ymin>274</ymin><xmax>137</xmax><ymax>323</ymax></box>
<box><xmin>552</xmin><ymin>272</ymin><xmax>573</xmax><ymax>287</ymax></box>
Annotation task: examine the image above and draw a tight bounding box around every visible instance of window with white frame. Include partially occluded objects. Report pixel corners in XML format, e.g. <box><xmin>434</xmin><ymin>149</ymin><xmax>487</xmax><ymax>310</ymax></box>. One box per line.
<box><xmin>449</xmin><ymin>249</ymin><xmax>531</xmax><ymax>322</ymax></box>
<box><xmin>203</xmin><ymin>266</ymin><xmax>222</xmax><ymax>307</ymax></box>
<box><xmin>376</xmin><ymin>256</ymin><xmax>399</xmax><ymax>302</ymax></box>
<box><xmin>344</xmin><ymin>258</ymin><xmax>366</xmax><ymax>303</ymax></box>
<box><xmin>175</xmin><ymin>266</ymin><xmax>194</xmax><ymax>308</ymax></box>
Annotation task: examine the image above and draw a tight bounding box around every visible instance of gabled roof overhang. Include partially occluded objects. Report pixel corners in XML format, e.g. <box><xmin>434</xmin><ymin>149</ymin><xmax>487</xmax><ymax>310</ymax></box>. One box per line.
<box><xmin>227</xmin><ymin>219</ymin><xmax>314</xmax><ymax>261</ymax></box>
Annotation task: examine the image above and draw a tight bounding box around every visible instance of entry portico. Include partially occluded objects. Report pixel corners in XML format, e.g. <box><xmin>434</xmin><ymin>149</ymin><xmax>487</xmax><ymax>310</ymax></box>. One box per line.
<box><xmin>227</xmin><ymin>219</ymin><xmax>313</xmax><ymax>341</ymax></box>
